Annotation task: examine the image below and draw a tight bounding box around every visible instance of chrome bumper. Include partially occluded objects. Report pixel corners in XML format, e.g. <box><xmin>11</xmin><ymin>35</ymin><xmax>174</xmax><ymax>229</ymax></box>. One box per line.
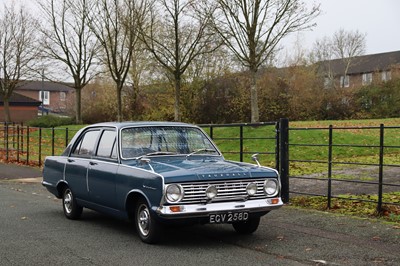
<box><xmin>156</xmin><ymin>197</ymin><xmax>283</xmax><ymax>218</ymax></box>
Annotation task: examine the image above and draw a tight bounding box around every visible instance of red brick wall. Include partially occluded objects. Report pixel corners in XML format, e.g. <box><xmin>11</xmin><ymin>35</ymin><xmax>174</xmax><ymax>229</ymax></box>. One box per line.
<box><xmin>0</xmin><ymin>106</ymin><xmax>38</xmax><ymax>123</ymax></box>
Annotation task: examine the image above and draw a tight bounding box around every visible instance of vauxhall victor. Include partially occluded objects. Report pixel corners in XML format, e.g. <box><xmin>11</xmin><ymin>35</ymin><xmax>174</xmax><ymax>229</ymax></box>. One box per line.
<box><xmin>42</xmin><ymin>122</ymin><xmax>283</xmax><ymax>243</ymax></box>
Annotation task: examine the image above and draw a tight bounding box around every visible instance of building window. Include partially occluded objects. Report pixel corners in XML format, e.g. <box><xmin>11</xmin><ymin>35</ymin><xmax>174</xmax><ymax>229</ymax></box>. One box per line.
<box><xmin>362</xmin><ymin>73</ymin><xmax>373</xmax><ymax>85</ymax></box>
<box><xmin>381</xmin><ymin>70</ymin><xmax>391</xmax><ymax>82</ymax></box>
<box><xmin>60</xmin><ymin>92</ymin><xmax>66</xmax><ymax>101</ymax></box>
<box><xmin>340</xmin><ymin>75</ymin><xmax>350</xmax><ymax>88</ymax></box>
<box><xmin>39</xmin><ymin>91</ymin><xmax>50</xmax><ymax>105</ymax></box>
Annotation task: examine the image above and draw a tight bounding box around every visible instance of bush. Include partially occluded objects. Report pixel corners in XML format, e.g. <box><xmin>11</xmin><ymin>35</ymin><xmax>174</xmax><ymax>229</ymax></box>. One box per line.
<box><xmin>27</xmin><ymin>115</ymin><xmax>75</xmax><ymax>128</ymax></box>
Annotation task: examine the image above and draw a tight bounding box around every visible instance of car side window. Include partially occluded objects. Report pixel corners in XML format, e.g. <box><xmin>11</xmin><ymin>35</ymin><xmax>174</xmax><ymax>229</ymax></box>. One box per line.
<box><xmin>71</xmin><ymin>130</ymin><xmax>101</xmax><ymax>157</ymax></box>
<box><xmin>96</xmin><ymin>130</ymin><xmax>117</xmax><ymax>159</ymax></box>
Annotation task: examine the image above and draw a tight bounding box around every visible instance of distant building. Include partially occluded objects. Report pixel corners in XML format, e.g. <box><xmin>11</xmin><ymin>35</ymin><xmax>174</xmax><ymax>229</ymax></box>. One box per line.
<box><xmin>14</xmin><ymin>80</ymin><xmax>74</xmax><ymax>114</ymax></box>
<box><xmin>319</xmin><ymin>50</ymin><xmax>400</xmax><ymax>88</ymax></box>
<box><xmin>0</xmin><ymin>92</ymin><xmax>41</xmax><ymax>122</ymax></box>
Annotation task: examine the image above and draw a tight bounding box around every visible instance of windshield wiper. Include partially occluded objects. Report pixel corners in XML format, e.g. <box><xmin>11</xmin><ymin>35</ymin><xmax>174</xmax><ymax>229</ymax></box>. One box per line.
<box><xmin>144</xmin><ymin>151</ymin><xmax>177</xmax><ymax>156</ymax></box>
<box><xmin>186</xmin><ymin>148</ymin><xmax>217</xmax><ymax>159</ymax></box>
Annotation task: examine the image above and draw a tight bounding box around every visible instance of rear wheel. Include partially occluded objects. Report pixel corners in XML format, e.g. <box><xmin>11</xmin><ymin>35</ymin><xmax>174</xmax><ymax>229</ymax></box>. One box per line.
<box><xmin>232</xmin><ymin>216</ymin><xmax>260</xmax><ymax>234</ymax></box>
<box><xmin>62</xmin><ymin>187</ymin><xmax>83</xmax><ymax>219</ymax></box>
<box><xmin>135</xmin><ymin>198</ymin><xmax>162</xmax><ymax>244</ymax></box>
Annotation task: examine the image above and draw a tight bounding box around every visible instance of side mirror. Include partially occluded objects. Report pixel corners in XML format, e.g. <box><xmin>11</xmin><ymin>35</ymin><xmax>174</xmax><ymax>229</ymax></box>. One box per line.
<box><xmin>251</xmin><ymin>153</ymin><xmax>261</xmax><ymax>167</ymax></box>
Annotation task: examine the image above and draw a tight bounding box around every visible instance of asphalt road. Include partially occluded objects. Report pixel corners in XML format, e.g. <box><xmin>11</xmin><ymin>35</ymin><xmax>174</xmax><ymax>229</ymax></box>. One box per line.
<box><xmin>1</xmin><ymin>178</ymin><xmax>400</xmax><ymax>266</ymax></box>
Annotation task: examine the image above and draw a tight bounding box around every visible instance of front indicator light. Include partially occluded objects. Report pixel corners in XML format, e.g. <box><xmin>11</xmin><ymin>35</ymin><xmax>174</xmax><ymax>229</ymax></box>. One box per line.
<box><xmin>267</xmin><ymin>198</ymin><xmax>280</xmax><ymax>205</ymax></box>
<box><xmin>169</xmin><ymin>206</ymin><xmax>184</xmax><ymax>212</ymax></box>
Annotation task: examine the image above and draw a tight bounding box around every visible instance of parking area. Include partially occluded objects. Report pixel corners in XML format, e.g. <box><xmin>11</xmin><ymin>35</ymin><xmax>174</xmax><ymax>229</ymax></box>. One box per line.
<box><xmin>1</xmin><ymin>169</ymin><xmax>399</xmax><ymax>265</ymax></box>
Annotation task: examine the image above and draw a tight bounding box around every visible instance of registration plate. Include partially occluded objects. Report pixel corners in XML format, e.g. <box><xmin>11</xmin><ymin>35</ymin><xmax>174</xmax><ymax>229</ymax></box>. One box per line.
<box><xmin>209</xmin><ymin>212</ymin><xmax>249</xmax><ymax>224</ymax></box>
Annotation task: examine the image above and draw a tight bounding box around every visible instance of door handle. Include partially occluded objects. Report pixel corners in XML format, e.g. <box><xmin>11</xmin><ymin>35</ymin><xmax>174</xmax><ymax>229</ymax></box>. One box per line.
<box><xmin>67</xmin><ymin>158</ymin><xmax>75</xmax><ymax>163</ymax></box>
<box><xmin>89</xmin><ymin>161</ymin><xmax>98</xmax><ymax>166</ymax></box>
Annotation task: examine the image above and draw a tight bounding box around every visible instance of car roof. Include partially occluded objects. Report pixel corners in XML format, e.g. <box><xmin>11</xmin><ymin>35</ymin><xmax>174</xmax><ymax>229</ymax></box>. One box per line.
<box><xmin>87</xmin><ymin>121</ymin><xmax>198</xmax><ymax>130</ymax></box>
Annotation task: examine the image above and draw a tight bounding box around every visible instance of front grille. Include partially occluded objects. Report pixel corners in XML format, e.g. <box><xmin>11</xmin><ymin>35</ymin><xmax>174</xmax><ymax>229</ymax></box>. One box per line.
<box><xmin>179</xmin><ymin>179</ymin><xmax>270</xmax><ymax>204</ymax></box>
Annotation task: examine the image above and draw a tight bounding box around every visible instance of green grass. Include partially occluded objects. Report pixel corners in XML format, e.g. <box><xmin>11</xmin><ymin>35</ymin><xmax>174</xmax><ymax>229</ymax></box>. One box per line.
<box><xmin>1</xmin><ymin>117</ymin><xmax>400</xmax><ymax>170</ymax></box>
<box><xmin>290</xmin><ymin>193</ymin><xmax>400</xmax><ymax>224</ymax></box>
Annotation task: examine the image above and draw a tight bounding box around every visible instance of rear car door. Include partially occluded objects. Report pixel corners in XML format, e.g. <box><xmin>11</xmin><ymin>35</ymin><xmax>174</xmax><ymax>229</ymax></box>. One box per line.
<box><xmin>87</xmin><ymin>129</ymin><xmax>119</xmax><ymax>209</ymax></box>
<box><xmin>64</xmin><ymin>129</ymin><xmax>101</xmax><ymax>201</ymax></box>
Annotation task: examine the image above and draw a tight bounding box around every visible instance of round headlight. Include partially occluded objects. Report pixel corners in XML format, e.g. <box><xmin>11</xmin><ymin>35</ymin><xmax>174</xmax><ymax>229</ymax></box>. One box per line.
<box><xmin>206</xmin><ymin>185</ymin><xmax>218</xmax><ymax>199</ymax></box>
<box><xmin>246</xmin><ymin>182</ymin><xmax>258</xmax><ymax>196</ymax></box>
<box><xmin>165</xmin><ymin>184</ymin><xmax>184</xmax><ymax>203</ymax></box>
<box><xmin>264</xmin><ymin>179</ymin><xmax>278</xmax><ymax>196</ymax></box>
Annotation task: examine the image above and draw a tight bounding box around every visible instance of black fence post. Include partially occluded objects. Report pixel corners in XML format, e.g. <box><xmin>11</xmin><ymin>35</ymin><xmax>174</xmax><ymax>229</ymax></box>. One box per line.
<box><xmin>275</xmin><ymin>122</ymin><xmax>280</xmax><ymax>171</ymax></box>
<box><xmin>327</xmin><ymin>125</ymin><xmax>333</xmax><ymax>209</ymax></box>
<box><xmin>279</xmin><ymin>118</ymin><xmax>289</xmax><ymax>203</ymax></box>
<box><xmin>26</xmin><ymin>126</ymin><xmax>30</xmax><ymax>164</ymax></box>
<box><xmin>39</xmin><ymin>128</ymin><xmax>42</xmax><ymax>167</ymax></box>
<box><xmin>52</xmin><ymin>127</ymin><xmax>55</xmax><ymax>156</ymax></box>
<box><xmin>65</xmin><ymin>128</ymin><xmax>69</xmax><ymax>147</ymax></box>
<box><xmin>377</xmin><ymin>124</ymin><xmax>384</xmax><ymax>213</ymax></box>
<box><xmin>5</xmin><ymin>123</ymin><xmax>9</xmax><ymax>161</ymax></box>
<box><xmin>239</xmin><ymin>125</ymin><xmax>243</xmax><ymax>162</ymax></box>
<box><xmin>17</xmin><ymin>126</ymin><xmax>20</xmax><ymax>162</ymax></box>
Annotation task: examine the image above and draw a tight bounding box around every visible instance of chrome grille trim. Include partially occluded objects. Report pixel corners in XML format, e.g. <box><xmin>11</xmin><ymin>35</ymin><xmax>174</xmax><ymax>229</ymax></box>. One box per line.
<box><xmin>178</xmin><ymin>179</ymin><xmax>270</xmax><ymax>204</ymax></box>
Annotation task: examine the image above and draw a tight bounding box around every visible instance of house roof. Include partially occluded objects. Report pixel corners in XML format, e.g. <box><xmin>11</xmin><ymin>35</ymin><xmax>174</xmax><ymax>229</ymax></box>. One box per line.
<box><xmin>16</xmin><ymin>80</ymin><xmax>74</xmax><ymax>92</ymax></box>
<box><xmin>0</xmin><ymin>92</ymin><xmax>42</xmax><ymax>106</ymax></box>
<box><xmin>319</xmin><ymin>50</ymin><xmax>400</xmax><ymax>76</ymax></box>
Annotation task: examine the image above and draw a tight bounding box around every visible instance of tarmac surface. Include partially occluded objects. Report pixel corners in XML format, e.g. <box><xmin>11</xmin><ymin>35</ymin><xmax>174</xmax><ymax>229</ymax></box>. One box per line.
<box><xmin>0</xmin><ymin>162</ymin><xmax>42</xmax><ymax>181</ymax></box>
<box><xmin>1</xmin><ymin>162</ymin><xmax>400</xmax><ymax>265</ymax></box>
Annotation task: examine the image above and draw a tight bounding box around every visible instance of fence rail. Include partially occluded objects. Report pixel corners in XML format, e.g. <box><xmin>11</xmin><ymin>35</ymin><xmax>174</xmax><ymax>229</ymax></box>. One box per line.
<box><xmin>287</xmin><ymin>123</ymin><xmax>400</xmax><ymax>213</ymax></box>
<box><xmin>1</xmin><ymin>120</ymin><xmax>399</xmax><ymax>213</ymax></box>
<box><xmin>0</xmin><ymin>123</ymin><xmax>79</xmax><ymax>167</ymax></box>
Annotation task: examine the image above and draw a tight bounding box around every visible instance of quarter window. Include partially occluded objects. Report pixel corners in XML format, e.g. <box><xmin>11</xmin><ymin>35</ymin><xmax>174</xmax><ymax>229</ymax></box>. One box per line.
<box><xmin>71</xmin><ymin>130</ymin><xmax>100</xmax><ymax>157</ymax></box>
<box><xmin>96</xmin><ymin>130</ymin><xmax>117</xmax><ymax>158</ymax></box>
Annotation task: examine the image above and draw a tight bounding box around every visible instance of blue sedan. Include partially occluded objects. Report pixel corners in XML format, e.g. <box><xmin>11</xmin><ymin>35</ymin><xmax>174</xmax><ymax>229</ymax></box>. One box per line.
<box><xmin>42</xmin><ymin>122</ymin><xmax>283</xmax><ymax>243</ymax></box>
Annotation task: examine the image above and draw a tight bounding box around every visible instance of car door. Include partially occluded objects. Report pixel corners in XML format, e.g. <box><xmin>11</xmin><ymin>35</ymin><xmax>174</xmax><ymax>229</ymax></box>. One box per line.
<box><xmin>64</xmin><ymin>129</ymin><xmax>101</xmax><ymax>201</ymax></box>
<box><xmin>87</xmin><ymin>129</ymin><xmax>119</xmax><ymax>209</ymax></box>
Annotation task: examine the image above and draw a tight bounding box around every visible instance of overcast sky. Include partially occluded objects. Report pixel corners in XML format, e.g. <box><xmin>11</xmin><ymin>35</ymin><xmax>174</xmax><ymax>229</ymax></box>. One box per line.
<box><xmin>1</xmin><ymin>0</ymin><xmax>399</xmax><ymax>56</ymax></box>
<box><xmin>289</xmin><ymin>0</ymin><xmax>400</xmax><ymax>55</ymax></box>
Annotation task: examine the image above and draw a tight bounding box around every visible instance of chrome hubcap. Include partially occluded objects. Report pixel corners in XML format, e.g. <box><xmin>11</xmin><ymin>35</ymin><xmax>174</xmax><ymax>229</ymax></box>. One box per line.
<box><xmin>138</xmin><ymin>204</ymin><xmax>150</xmax><ymax>236</ymax></box>
<box><xmin>64</xmin><ymin>191</ymin><xmax>72</xmax><ymax>214</ymax></box>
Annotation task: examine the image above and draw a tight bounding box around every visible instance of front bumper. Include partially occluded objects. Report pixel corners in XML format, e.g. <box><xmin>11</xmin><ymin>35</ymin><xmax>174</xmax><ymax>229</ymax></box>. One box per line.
<box><xmin>156</xmin><ymin>197</ymin><xmax>283</xmax><ymax>219</ymax></box>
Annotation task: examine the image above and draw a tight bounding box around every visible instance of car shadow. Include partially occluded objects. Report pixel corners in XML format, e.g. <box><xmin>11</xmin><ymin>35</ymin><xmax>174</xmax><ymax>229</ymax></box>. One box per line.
<box><xmin>76</xmin><ymin>209</ymin><xmax>253</xmax><ymax>247</ymax></box>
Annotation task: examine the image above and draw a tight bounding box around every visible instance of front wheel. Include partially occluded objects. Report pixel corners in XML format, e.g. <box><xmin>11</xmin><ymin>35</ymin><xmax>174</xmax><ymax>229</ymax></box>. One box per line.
<box><xmin>135</xmin><ymin>199</ymin><xmax>162</xmax><ymax>244</ymax></box>
<box><xmin>62</xmin><ymin>187</ymin><xmax>83</xmax><ymax>220</ymax></box>
<box><xmin>232</xmin><ymin>216</ymin><xmax>260</xmax><ymax>234</ymax></box>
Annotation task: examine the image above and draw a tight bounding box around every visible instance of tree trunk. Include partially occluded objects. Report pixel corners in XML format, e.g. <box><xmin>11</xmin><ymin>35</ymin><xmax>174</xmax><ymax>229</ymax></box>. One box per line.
<box><xmin>250</xmin><ymin>69</ymin><xmax>259</xmax><ymax>123</ymax></box>
<box><xmin>3</xmin><ymin>99</ymin><xmax>11</xmax><ymax>123</ymax></box>
<box><xmin>117</xmin><ymin>83</ymin><xmax>122</xmax><ymax>122</ymax></box>
<box><xmin>174</xmin><ymin>77</ymin><xmax>181</xmax><ymax>122</ymax></box>
<box><xmin>75</xmin><ymin>88</ymin><xmax>82</xmax><ymax>124</ymax></box>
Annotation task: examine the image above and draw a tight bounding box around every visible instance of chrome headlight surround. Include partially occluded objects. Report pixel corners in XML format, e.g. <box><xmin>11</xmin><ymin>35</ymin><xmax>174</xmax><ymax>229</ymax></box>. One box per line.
<box><xmin>206</xmin><ymin>185</ymin><xmax>218</xmax><ymax>200</ymax></box>
<box><xmin>165</xmin><ymin>184</ymin><xmax>184</xmax><ymax>203</ymax></box>
<box><xmin>246</xmin><ymin>182</ymin><xmax>258</xmax><ymax>196</ymax></box>
<box><xmin>264</xmin><ymin>179</ymin><xmax>279</xmax><ymax>197</ymax></box>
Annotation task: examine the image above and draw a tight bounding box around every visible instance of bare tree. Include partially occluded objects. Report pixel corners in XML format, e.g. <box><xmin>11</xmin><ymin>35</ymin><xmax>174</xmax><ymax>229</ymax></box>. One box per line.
<box><xmin>139</xmin><ymin>0</ymin><xmax>220</xmax><ymax>122</ymax></box>
<box><xmin>38</xmin><ymin>0</ymin><xmax>100</xmax><ymax>124</ymax></box>
<box><xmin>88</xmin><ymin>0</ymin><xmax>147</xmax><ymax>122</ymax></box>
<box><xmin>312</xmin><ymin>29</ymin><xmax>366</xmax><ymax>88</ymax></box>
<box><xmin>213</xmin><ymin>0</ymin><xmax>320</xmax><ymax>122</ymax></box>
<box><xmin>0</xmin><ymin>3</ymin><xmax>39</xmax><ymax>122</ymax></box>
<box><xmin>332</xmin><ymin>29</ymin><xmax>366</xmax><ymax>87</ymax></box>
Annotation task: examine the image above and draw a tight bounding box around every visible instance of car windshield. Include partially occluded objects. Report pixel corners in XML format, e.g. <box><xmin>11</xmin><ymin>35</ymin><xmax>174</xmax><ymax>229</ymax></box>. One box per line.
<box><xmin>120</xmin><ymin>126</ymin><xmax>218</xmax><ymax>158</ymax></box>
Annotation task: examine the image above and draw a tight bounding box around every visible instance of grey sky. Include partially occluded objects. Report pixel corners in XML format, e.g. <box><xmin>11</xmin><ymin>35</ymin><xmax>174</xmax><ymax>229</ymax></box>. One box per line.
<box><xmin>292</xmin><ymin>0</ymin><xmax>400</xmax><ymax>55</ymax></box>
<box><xmin>2</xmin><ymin>0</ymin><xmax>399</xmax><ymax>56</ymax></box>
